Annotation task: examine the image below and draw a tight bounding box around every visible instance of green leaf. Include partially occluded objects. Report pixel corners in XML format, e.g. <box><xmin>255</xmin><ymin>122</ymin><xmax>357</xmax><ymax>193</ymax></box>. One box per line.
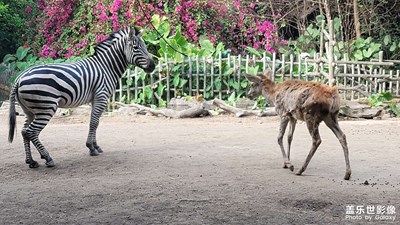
<box><xmin>151</xmin><ymin>14</ymin><xmax>161</xmax><ymax>29</ymax></box>
<box><xmin>248</xmin><ymin>66</ymin><xmax>259</xmax><ymax>76</ymax></box>
<box><xmin>126</xmin><ymin>78</ymin><xmax>133</xmax><ymax>86</ymax></box>
<box><xmin>370</xmin><ymin>43</ymin><xmax>381</xmax><ymax>52</ymax></box>
<box><xmin>144</xmin><ymin>86</ymin><xmax>153</xmax><ymax>99</ymax></box>
<box><xmin>379</xmin><ymin>92</ymin><xmax>393</xmax><ymax>101</ymax></box>
<box><xmin>173</xmin><ymin>75</ymin><xmax>180</xmax><ymax>87</ymax></box>
<box><xmin>384</xmin><ymin>35</ymin><xmax>391</xmax><ymax>46</ymax></box>
<box><xmin>389</xmin><ymin>103</ymin><xmax>400</xmax><ymax>117</ymax></box>
<box><xmin>157</xmin><ymin>83</ymin><xmax>165</xmax><ymax>97</ymax></box>
<box><xmin>354</xmin><ymin>50</ymin><xmax>363</xmax><ymax>60</ymax></box>
<box><xmin>3</xmin><ymin>54</ymin><xmax>16</xmax><ymax>63</ymax></box>
<box><xmin>389</xmin><ymin>43</ymin><xmax>397</xmax><ymax>52</ymax></box>
<box><xmin>223</xmin><ymin>67</ymin><xmax>235</xmax><ymax>76</ymax></box>
<box><xmin>333</xmin><ymin>17</ymin><xmax>341</xmax><ymax>31</ymax></box>
<box><xmin>158</xmin><ymin>20</ymin><xmax>171</xmax><ymax>38</ymax></box>
<box><xmin>245</xmin><ymin>46</ymin><xmax>261</xmax><ymax>57</ymax></box>
<box><xmin>16</xmin><ymin>47</ymin><xmax>30</xmax><ymax>61</ymax></box>
<box><xmin>362</xmin><ymin>49</ymin><xmax>372</xmax><ymax>58</ymax></box>
<box><xmin>0</xmin><ymin>66</ymin><xmax>7</xmax><ymax>74</ymax></box>
<box><xmin>316</xmin><ymin>15</ymin><xmax>325</xmax><ymax>24</ymax></box>
<box><xmin>227</xmin><ymin>92</ymin><xmax>236</xmax><ymax>105</ymax></box>
<box><xmin>241</xmin><ymin>80</ymin><xmax>248</xmax><ymax>88</ymax></box>
<box><xmin>214</xmin><ymin>77</ymin><xmax>222</xmax><ymax>90</ymax></box>
<box><xmin>16</xmin><ymin>62</ymin><xmax>28</xmax><ymax>71</ymax></box>
<box><xmin>179</xmin><ymin>78</ymin><xmax>187</xmax><ymax>88</ymax></box>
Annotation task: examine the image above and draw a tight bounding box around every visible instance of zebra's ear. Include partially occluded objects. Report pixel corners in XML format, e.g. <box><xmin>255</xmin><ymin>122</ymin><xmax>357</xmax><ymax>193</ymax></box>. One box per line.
<box><xmin>135</xmin><ymin>29</ymin><xmax>144</xmax><ymax>38</ymax></box>
<box><xmin>129</xmin><ymin>27</ymin><xmax>144</xmax><ymax>38</ymax></box>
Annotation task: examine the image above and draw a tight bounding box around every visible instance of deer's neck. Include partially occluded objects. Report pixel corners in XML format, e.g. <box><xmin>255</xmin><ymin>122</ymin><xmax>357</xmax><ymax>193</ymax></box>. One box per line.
<box><xmin>262</xmin><ymin>79</ymin><xmax>277</xmax><ymax>100</ymax></box>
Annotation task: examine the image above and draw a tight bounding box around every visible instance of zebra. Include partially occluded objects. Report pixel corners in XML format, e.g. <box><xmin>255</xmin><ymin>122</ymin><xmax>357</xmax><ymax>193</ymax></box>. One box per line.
<box><xmin>8</xmin><ymin>27</ymin><xmax>155</xmax><ymax>168</ymax></box>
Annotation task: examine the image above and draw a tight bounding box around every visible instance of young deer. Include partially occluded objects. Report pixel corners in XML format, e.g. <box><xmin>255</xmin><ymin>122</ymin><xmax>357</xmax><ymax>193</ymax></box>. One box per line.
<box><xmin>244</xmin><ymin>71</ymin><xmax>351</xmax><ymax>180</ymax></box>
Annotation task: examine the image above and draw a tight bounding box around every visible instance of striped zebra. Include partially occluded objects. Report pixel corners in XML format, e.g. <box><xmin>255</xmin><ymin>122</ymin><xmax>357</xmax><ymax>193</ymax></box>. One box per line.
<box><xmin>8</xmin><ymin>27</ymin><xmax>155</xmax><ymax>168</ymax></box>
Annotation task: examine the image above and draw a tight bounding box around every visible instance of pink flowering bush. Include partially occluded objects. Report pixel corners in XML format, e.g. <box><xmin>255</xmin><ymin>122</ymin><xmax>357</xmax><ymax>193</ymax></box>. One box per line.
<box><xmin>23</xmin><ymin>0</ymin><xmax>286</xmax><ymax>58</ymax></box>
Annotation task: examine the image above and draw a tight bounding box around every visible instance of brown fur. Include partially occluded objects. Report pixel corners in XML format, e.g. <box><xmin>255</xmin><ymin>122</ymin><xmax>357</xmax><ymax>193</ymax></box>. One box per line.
<box><xmin>244</xmin><ymin>71</ymin><xmax>351</xmax><ymax>180</ymax></box>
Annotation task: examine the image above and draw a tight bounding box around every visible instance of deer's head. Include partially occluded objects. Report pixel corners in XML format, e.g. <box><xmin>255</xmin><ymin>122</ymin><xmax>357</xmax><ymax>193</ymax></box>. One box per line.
<box><xmin>244</xmin><ymin>70</ymin><xmax>274</xmax><ymax>99</ymax></box>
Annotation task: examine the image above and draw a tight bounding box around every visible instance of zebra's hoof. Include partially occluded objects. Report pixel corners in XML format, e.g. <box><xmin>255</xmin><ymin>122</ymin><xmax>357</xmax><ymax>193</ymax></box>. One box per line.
<box><xmin>96</xmin><ymin>147</ymin><xmax>103</xmax><ymax>153</ymax></box>
<box><xmin>289</xmin><ymin>165</ymin><xmax>294</xmax><ymax>171</ymax></box>
<box><xmin>46</xmin><ymin>160</ymin><xmax>55</xmax><ymax>167</ymax></box>
<box><xmin>29</xmin><ymin>161</ymin><xmax>39</xmax><ymax>168</ymax></box>
<box><xmin>90</xmin><ymin>149</ymin><xmax>100</xmax><ymax>156</ymax></box>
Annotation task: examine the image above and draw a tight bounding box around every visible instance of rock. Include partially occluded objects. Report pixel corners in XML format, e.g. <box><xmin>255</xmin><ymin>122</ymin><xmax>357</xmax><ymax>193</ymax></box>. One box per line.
<box><xmin>340</xmin><ymin>100</ymin><xmax>383</xmax><ymax>119</ymax></box>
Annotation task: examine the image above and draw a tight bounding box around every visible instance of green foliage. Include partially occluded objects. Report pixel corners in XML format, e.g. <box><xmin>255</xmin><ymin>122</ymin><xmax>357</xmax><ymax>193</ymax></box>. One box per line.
<box><xmin>389</xmin><ymin>103</ymin><xmax>400</xmax><ymax>117</ymax></box>
<box><xmin>0</xmin><ymin>0</ymin><xmax>32</xmax><ymax>59</ymax></box>
<box><xmin>143</xmin><ymin>15</ymin><xmax>223</xmax><ymax>62</ymax></box>
<box><xmin>349</xmin><ymin>37</ymin><xmax>381</xmax><ymax>61</ymax></box>
<box><xmin>2</xmin><ymin>46</ymin><xmax>81</xmax><ymax>84</ymax></box>
<box><xmin>368</xmin><ymin>92</ymin><xmax>399</xmax><ymax>117</ymax></box>
<box><xmin>368</xmin><ymin>92</ymin><xmax>393</xmax><ymax>107</ymax></box>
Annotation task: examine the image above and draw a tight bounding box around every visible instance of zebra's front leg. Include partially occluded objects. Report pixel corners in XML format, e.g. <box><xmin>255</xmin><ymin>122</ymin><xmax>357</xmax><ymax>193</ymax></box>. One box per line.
<box><xmin>86</xmin><ymin>95</ymin><xmax>107</xmax><ymax>156</ymax></box>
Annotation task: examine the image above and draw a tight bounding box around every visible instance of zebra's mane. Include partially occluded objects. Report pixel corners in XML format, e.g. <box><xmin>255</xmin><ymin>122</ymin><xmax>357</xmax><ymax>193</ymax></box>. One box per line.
<box><xmin>93</xmin><ymin>29</ymin><xmax>130</xmax><ymax>56</ymax></box>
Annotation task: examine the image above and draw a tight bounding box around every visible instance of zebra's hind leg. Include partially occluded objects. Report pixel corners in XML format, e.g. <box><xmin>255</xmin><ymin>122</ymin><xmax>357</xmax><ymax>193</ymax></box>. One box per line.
<box><xmin>26</xmin><ymin>114</ymin><xmax>55</xmax><ymax>167</ymax></box>
<box><xmin>21</xmin><ymin>113</ymin><xmax>39</xmax><ymax>168</ymax></box>
<box><xmin>86</xmin><ymin>94</ymin><xmax>107</xmax><ymax>156</ymax></box>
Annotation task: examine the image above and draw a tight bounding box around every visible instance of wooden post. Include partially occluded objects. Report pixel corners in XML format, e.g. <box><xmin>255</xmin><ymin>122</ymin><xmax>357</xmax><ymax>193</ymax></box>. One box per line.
<box><xmin>272</xmin><ymin>52</ymin><xmax>276</xmax><ymax>81</ymax></box>
<box><xmin>237</xmin><ymin>54</ymin><xmax>242</xmax><ymax>93</ymax></box>
<box><xmin>126</xmin><ymin>68</ymin><xmax>131</xmax><ymax>103</ymax></box>
<box><xmin>210</xmin><ymin>57</ymin><xmax>214</xmax><ymax>98</ymax></box>
<box><xmin>165</xmin><ymin>53</ymin><xmax>170</xmax><ymax>102</ymax></box>
<box><xmin>203</xmin><ymin>57</ymin><xmax>207</xmax><ymax>97</ymax></box>
<box><xmin>188</xmin><ymin>56</ymin><xmax>193</xmax><ymax>96</ymax></box>
<box><xmin>196</xmin><ymin>55</ymin><xmax>200</xmax><ymax>96</ymax></box>
<box><xmin>396</xmin><ymin>70</ymin><xmax>399</xmax><ymax>96</ymax></box>
<box><xmin>245</xmin><ymin>54</ymin><xmax>249</xmax><ymax>73</ymax></box>
<box><xmin>218</xmin><ymin>52</ymin><xmax>222</xmax><ymax>99</ymax></box>
<box><xmin>289</xmin><ymin>54</ymin><xmax>294</xmax><ymax>80</ymax></box>
<box><xmin>135</xmin><ymin>66</ymin><xmax>139</xmax><ymax>101</ymax></box>
<box><xmin>281</xmin><ymin>54</ymin><xmax>286</xmax><ymax>80</ymax></box>
<box><xmin>343</xmin><ymin>54</ymin><xmax>348</xmax><ymax>99</ymax></box>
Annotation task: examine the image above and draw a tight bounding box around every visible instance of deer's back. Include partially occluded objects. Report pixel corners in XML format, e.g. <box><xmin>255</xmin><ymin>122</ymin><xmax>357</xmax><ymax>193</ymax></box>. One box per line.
<box><xmin>273</xmin><ymin>80</ymin><xmax>339</xmax><ymax>121</ymax></box>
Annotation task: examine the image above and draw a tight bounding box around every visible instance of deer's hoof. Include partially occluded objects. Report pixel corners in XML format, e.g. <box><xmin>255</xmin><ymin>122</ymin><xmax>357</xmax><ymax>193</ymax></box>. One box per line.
<box><xmin>295</xmin><ymin>169</ymin><xmax>303</xmax><ymax>176</ymax></box>
<box><xmin>344</xmin><ymin>170</ymin><xmax>351</xmax><ymax>180</ymax></box>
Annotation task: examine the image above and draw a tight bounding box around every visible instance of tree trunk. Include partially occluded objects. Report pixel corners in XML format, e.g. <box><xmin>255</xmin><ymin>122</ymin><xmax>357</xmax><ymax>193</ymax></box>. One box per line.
<box><xmin>353</xmin><ymin>0</ymin><xmax>361</xmax><ymax>39</ymax></box>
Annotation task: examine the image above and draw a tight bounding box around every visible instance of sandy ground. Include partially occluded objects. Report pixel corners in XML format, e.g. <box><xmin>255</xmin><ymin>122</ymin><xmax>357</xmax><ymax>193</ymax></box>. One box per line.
<box><xmin>0</xmin><ymin>108</ymin><xmax>399</xmax><ymax>225</ymax></box>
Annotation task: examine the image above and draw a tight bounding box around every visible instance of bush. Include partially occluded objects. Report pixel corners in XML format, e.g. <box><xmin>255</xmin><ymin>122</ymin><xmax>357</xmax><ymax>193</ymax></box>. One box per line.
<box><xmin>0</xmin><ymin>0</ymin><xmax>33</xmax><ymax>59</ymax></box>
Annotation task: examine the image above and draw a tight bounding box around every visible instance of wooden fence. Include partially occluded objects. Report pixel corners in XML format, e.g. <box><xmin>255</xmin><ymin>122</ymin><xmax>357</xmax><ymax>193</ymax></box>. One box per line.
<box><xmin>113</xmin><ymin>51</ymin><xmax>400</xmax><ymax>105</ymax></box>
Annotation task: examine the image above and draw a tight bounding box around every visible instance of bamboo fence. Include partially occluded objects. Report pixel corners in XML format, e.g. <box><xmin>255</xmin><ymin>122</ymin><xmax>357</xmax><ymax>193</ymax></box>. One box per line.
<box><xmin>113</xmin><ymin>51</ymin><xmax>400</xmax><ymax>105</ymax></box>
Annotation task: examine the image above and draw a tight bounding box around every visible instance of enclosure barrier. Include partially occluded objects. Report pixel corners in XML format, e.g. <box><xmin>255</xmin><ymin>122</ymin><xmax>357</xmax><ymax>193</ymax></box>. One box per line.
<box><xmin>113</xmin><ymin>51</ymin><xmax>400</xmax><ymax>106</ymax></box>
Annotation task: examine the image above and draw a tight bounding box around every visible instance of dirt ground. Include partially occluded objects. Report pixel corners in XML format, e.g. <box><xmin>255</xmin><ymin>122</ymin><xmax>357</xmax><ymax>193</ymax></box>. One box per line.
<box><xmin>0</xmin><ymin>108</ymin><xmax>399</xmax><ymax>225</ymax></box>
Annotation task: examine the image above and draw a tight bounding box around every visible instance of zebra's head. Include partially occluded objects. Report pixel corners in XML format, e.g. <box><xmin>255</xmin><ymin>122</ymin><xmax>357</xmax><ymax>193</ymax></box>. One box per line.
<box><xmin>125</xmin><ymin>28</ymin><xmax>155</xmax><ymax>73</ymax></box>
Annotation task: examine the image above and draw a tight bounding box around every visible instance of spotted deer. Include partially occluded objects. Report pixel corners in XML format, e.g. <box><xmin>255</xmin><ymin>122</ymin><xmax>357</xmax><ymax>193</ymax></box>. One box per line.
<box><xmin>244</xmin><ymin>70</ymin><xmax>351</xmax><ymax>180</ymax></box>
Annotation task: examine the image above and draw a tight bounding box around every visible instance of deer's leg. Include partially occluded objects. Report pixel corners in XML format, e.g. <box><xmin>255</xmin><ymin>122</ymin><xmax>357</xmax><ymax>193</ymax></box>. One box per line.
<box><xmin>286</xmin><ymin>117</ymin><xmax>297</xmax><ymax>171</ymax></box>
<box><xmin>86</xmin><ymin>94</ymin><xmax>107</xmax><ymax>156</ymax></box>
<box><xmin>324</xmin><ymin>115</ymin><xmax>351</xmax><ymax>180</ymax></box>
<box><xmin>296</xmin><ymin>120</ymin><xmax>321</xmax><ymax>176</ymax></box>
<box><xmin>278</xmin><ymin>117</ymin><xmax>292</xmax><ymax>169</ymax></box>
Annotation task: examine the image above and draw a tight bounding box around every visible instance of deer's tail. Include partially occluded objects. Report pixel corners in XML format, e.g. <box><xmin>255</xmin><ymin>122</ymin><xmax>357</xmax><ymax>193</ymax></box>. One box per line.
<box><xmin>330</xmin><ymin>88</ymin><xmax>340</xmax><ymax>113</ymax></box>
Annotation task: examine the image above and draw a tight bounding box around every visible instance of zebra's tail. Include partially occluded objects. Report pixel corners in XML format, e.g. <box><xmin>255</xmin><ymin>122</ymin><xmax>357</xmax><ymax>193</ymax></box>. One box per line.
<box><xmin>8</xmin><ymin>84</ymin><xmax>18</xmax><ymax>143</ymax></box>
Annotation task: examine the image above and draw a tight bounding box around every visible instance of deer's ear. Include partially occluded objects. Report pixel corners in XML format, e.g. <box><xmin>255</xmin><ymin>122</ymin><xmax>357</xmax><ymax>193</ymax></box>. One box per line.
<box><xmin>243</xmin><ymin>73</ymin><xmax>262</xmax><ymax>83</ymax></box>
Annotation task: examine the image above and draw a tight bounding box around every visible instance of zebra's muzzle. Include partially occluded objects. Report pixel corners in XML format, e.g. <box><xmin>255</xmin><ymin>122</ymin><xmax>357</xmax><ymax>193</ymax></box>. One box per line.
<box><xmin>143</xmin><ymin>58</ymin><xmax>156</xmax><ymax>73</ymax></box>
